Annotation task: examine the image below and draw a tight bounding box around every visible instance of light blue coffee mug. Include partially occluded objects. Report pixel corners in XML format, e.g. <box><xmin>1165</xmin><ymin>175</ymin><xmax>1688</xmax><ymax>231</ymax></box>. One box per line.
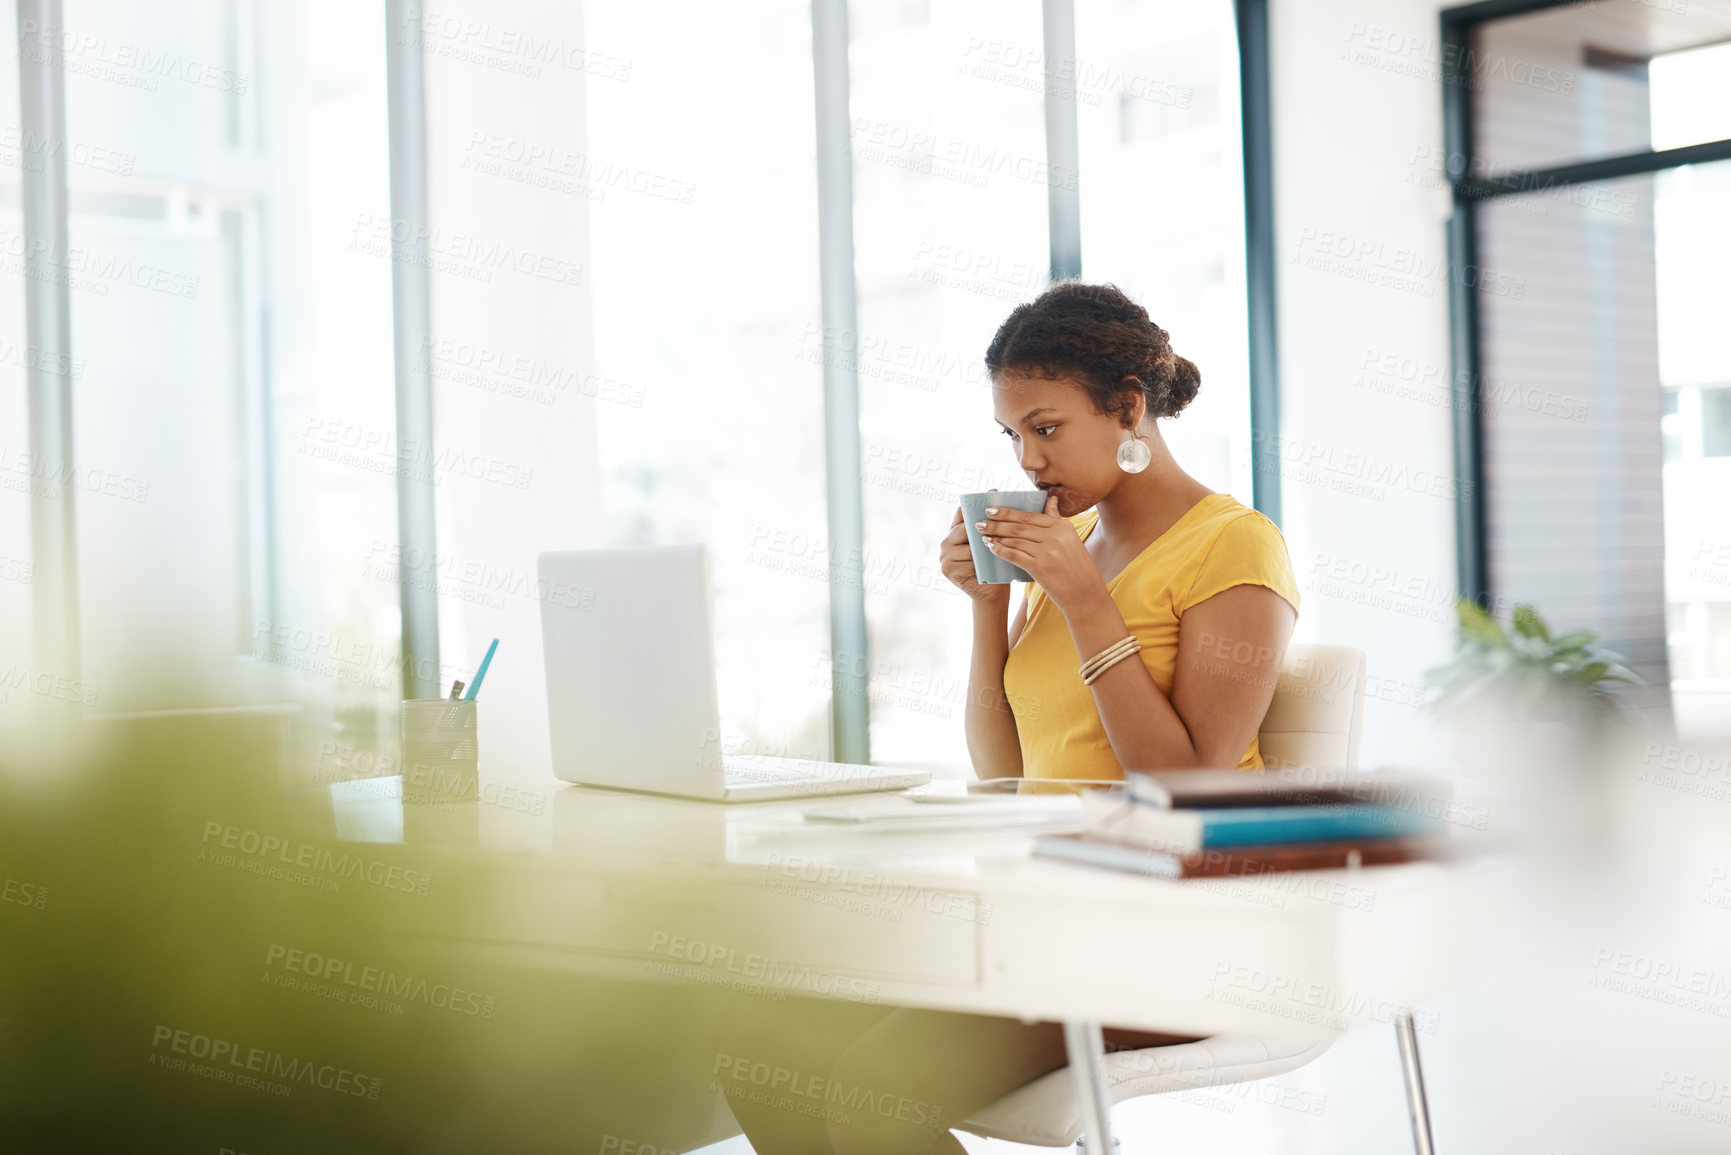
<box><xmin>960</xmin><ymin>490</ymin><xmax>1051</xmax><ymax>584</ymax></box>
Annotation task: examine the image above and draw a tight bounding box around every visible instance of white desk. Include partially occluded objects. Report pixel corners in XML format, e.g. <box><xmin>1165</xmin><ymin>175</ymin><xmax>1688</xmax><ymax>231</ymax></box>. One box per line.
<box><xmin>328</xmin><ymin>776</ymin><xmax>1518</xmax><ymax>1150</ymax></box>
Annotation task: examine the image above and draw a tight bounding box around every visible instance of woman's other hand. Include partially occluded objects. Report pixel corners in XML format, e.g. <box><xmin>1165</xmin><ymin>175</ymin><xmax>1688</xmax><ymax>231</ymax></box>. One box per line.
<box><xmin>941</xmin><ymin>503</ymin><xmax>1009</xmax><ymax>608</ymax></box>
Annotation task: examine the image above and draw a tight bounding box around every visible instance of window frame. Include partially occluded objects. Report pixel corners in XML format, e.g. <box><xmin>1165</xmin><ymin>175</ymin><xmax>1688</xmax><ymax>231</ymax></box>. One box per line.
<box><xmin>1440</xmin><ymin>0</ymin><xmax>1731</xmax><ymax>602</ymax></box>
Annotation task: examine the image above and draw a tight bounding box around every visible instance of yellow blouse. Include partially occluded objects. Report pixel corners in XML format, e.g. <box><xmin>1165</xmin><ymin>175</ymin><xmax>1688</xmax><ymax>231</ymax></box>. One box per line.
<box><xmin>1002</xmin><ymin>492</ymin><xmax>1300</xmax><ymax>780</ymax></box>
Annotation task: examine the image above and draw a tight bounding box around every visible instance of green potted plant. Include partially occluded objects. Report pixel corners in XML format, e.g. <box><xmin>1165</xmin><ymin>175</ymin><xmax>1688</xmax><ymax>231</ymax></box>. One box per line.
<box><xmin>1425</xmin><ymin>599</ymin><xmax>1645</xmax><ymax>729</ymax></box>
<box><xmin>1425</xmin><ymin>598</ymin><xmax>1648</xmax><ymax>847</ymax></box>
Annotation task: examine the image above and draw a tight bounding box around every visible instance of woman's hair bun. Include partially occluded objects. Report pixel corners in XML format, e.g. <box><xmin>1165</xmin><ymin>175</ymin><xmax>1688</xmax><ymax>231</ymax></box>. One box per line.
<box><xmin>983</xmin><ymin>281</ymin><xmax>1200</xmax><ymax>421</ymax></box>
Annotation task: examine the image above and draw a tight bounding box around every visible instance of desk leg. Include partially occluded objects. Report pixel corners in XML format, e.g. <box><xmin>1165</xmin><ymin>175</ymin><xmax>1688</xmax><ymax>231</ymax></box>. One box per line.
<box><xmin>1063</xmin><ymin>1020</ymin><xmax>1113</xmax><ymax>1151</ymax></box>
<box><xmin>1394</xmin><ymin>1011</ymin><xmax>1436</xmax><ymax>1155</ymax></box>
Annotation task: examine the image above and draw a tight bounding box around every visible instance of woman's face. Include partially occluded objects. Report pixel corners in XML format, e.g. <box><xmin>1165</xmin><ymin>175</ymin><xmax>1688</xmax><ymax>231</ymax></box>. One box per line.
<box><xmin>992</xmin><ymin>369</ymin><xmax>1141</xmax><ymax>519</ymax></box>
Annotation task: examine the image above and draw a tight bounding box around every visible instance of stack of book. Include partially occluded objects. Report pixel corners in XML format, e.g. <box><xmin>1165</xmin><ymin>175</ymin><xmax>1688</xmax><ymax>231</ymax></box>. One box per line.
<box><xmin>1033</xmin><ymin>766</ymin><xmax>1461</xmax><ymax>880</ymax></box>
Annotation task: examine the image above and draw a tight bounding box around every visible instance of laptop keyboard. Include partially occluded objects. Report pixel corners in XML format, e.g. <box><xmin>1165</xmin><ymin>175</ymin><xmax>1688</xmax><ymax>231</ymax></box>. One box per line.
<box><xmin>723</xmin><ymin>754</ymin><xmax>913</xmax><ymax>785</ymax></box>
<box><xmin>723</xmin><ymin>757</ymin><xmax>815</xmax><ymax>783</ymax></box>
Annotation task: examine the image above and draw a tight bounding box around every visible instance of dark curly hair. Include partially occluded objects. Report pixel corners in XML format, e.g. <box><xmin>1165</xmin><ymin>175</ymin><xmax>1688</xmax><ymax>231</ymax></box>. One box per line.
<box><xmin>983</xmin><ymin>281</ymin><xmax>1200</xmax><ymax>423</ymax></box>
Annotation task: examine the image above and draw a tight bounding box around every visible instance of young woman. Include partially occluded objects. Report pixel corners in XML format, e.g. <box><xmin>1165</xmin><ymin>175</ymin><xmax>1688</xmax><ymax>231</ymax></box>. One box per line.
<box><xmin>948</xmin><ymin>280</ymin><xmax>1299</xmax><ymax>779</ymax></box>
<box><xmin>713</xmin><ymin>282</ymin><xmax>1299</xmax><ymax>1155</ymax></box>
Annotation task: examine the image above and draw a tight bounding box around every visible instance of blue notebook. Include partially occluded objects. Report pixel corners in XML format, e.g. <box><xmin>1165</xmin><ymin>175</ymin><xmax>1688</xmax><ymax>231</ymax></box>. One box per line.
<box><xmin>1191</xmin><ymin>805</ymin><xmax>1443</xmax><ymax>847</ymax></box>
<box><xmin>1079</xmin><ymin>793</ymin><xmax>1444</xmax><ymax>853</ymax></box>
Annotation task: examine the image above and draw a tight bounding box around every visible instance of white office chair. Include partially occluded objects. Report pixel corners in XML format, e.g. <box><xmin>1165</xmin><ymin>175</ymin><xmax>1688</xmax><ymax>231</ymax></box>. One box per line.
<box><xmin>958</xmin><ymin>644</ymin><xmax>1407</xmax><ymax>1151</ymax></box>
<box><xmin>1252</xmin><ymin>643</ymin><xmax>1367</xmax><ymax>773</ymax></box>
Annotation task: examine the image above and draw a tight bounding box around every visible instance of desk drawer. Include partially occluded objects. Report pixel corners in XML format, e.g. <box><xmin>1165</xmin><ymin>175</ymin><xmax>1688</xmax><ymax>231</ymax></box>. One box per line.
<box><xmin>461</xmin><ymin>868</ymin><xmax>984</xmax><ymax>991</ymax></box>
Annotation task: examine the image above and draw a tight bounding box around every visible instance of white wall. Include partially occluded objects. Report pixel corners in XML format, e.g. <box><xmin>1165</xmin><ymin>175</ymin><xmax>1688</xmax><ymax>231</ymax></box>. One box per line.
<box><xmin>1270</xmin><ymin>0</ymin><xmax>1462</xmax><ymax>769</ymax></box>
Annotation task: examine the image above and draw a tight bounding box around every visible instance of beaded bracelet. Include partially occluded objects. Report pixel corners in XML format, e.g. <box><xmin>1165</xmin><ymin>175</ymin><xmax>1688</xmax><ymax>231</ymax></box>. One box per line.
<box><xmin>1079</xmin><ymin>635</ymin><xmax>1140</xmax><ymax>684</ymax></box>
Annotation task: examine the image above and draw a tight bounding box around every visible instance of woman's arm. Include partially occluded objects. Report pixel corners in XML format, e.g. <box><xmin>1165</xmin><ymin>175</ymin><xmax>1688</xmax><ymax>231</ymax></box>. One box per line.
<box><xmin>975</xmin><ymin>484</ymin><xmax>1298</xmax><ymax>773</ymax></box>
<box><xmin>964</xmin><ymin>595</ymin><xmax>1028</xmax><ymax>778</ymax></box>
<box><xmin>1058</xmin><ymin>582</ymin><xmax>1295</xmax><ymax>770</ymax></box>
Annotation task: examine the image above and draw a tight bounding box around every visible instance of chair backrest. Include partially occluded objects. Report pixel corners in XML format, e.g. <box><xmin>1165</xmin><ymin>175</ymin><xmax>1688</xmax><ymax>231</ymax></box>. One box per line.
<box><xmin>1257</xmin><ymin>643</ymin><xmax>1367</xmax><ymax>771</ymax></box>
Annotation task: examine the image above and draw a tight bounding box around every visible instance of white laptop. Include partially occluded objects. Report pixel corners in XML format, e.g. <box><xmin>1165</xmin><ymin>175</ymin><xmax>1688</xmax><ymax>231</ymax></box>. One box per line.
<box><xmin>537</xmin><ymin>545</ymin><xmax>930</xmax><ymax>801</ymax></box>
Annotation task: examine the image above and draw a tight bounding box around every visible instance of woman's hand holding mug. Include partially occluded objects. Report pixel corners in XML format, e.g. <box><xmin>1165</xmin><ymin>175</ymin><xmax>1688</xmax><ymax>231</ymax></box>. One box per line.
<box><xmin>941</xmin><ymin>490</ymin><xmax>1009</xmax><ymax>608</ymax></box>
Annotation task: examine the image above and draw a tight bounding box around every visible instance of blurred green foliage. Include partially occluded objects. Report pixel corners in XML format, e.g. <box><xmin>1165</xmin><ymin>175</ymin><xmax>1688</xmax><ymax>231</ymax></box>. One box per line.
<box><xmin>1423</xmin><ymin>599</ymin><xmax>1644</xmax><ymax>726</ymax></box>
<box><xmin>0</xmin><ymin>706</ymin><xmax>734</xmax><ymax>1153</ymax></box>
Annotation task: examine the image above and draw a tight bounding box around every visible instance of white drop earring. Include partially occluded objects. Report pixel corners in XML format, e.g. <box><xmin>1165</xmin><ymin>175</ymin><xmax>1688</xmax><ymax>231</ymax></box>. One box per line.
<box><xmin>1116</xmin><ymin>433</ymin><xmax>1151</xmax><ymax>474</ymax></box>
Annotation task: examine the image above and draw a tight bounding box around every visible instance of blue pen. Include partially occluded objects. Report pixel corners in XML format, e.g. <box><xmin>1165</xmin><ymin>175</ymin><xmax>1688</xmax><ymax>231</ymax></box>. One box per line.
<box><xmin>462</xmin><ymin>639</ymin><xmax>499</xmax><ymax>701</ymax></box>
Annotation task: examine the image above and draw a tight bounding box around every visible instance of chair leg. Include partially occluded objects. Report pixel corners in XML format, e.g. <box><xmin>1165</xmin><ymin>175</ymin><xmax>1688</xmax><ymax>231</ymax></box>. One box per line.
<box><xmin>1394</xmin><ymin>1011</ymin><xmax>1436</xmax><ymax>1155</ymax></box>
<box><xmin>1063</xmin><ymin>1020</ymin><xmax>1114</xmax><ymax>1152</ymax></box>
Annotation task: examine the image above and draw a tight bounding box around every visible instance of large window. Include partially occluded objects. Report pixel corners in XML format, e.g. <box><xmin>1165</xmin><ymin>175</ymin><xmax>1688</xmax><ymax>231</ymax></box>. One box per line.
<box><xmin>4</xmin><ymin>1</ymin><xmax>1259</xmax><ymax>776</ymax></box>
<box><xmin>1656</xmin><ymin>153</ymin><xmax>1731</xmax><ymax>716</ymax></box>
<box><xmin>547</xmin><ymin>0</ymin><xmax>1251</xmax><ymax>772</ymax></box>
<box><xmin>1076</xmin><ymin>0</ymin><xmax>1249</xmax><ymax>501</ymax></box>
<box><xmin>0</xmin><ymin>3</ymin><xmax>27</xmax><ymax>701</ymax></box>
<box><xmin>0</xmin><ymin>0</ymin><xmax>400</xmax><ymax>744</ymax></box>
<box><xmin>1448</xmin><ymin>2</ymin><xmax>1731</xmax><ymax>737</ymax></box>
<box><xmin>847</xmin><ymin>1</ymin><xmax>1051</xmax><ymax>769</ymax></box>
<box><xmin>583</xmin><ymin>0</ymin><xmax>833</xmax><ymax>763</ymax></box>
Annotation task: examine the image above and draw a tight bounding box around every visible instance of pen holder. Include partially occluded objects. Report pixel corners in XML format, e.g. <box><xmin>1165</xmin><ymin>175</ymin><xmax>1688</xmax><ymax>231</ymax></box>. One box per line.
<box><xmin>400</xmin><ymin>699</ymin><xmax>479</xmax><ymax>804</ymax></box>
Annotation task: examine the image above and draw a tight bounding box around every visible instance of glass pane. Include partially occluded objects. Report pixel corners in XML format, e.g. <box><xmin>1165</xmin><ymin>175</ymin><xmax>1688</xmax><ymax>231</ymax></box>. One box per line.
<box><xmin>1649</xmin><ymin>41</ymin><xmax>1731</xmax><ymax>152</ymax></box>
<box><xmin>1660</xmin><ymin>387</ymin><xmax>1681</xmax><ymax>465</ymax></box>
<box><xmin>584</xmin><ymin>0</ymin><xmax>831</xmax><ymax>760</ymax></box>
<box><xmin>1653</xmin><ymin>160</ymin><xmax>1731</xmax><ymax>730</ymax></box>
<box><xmin>0</xmin><ymin>0</ymin><xmax>31</xmax><ymax>708</ymax></box>
<box><xmin>1475</xmin><ymin>169</ymin><xmax>1667</xmax><ymax>704</ymax></box>
<box><xmin>1472</xmin><ymin>5</ymin><xmax>1731</xmax><ymax>178</ymax></box>
<box><xmin>1075</xmin><ymin>0</ymin><xmax>1247</xmax><ymax>502</ymax></box>
<box><xmin>1475</xmin><ymin>157</ymin><xmax>1731</xmax><ymax>736</ymax></box>
<box><xmin>1705</xmin><ymin>386</ymin><xmax>1731</xmax><ymax>458</ymax></box>
<box><xmin>51</xmin><ymin>0</ymin><xmax>399</xmax><ymax>737</ymax></box>
<box><xmin>848</xmin><ymin>0</ymin><xmax>1051</xmax><ymax>770</ymax></box>
<box><xmin>844</xmin><ymin>0</ymin><xmax>1247</xmax><ymax>770</ymax></box>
